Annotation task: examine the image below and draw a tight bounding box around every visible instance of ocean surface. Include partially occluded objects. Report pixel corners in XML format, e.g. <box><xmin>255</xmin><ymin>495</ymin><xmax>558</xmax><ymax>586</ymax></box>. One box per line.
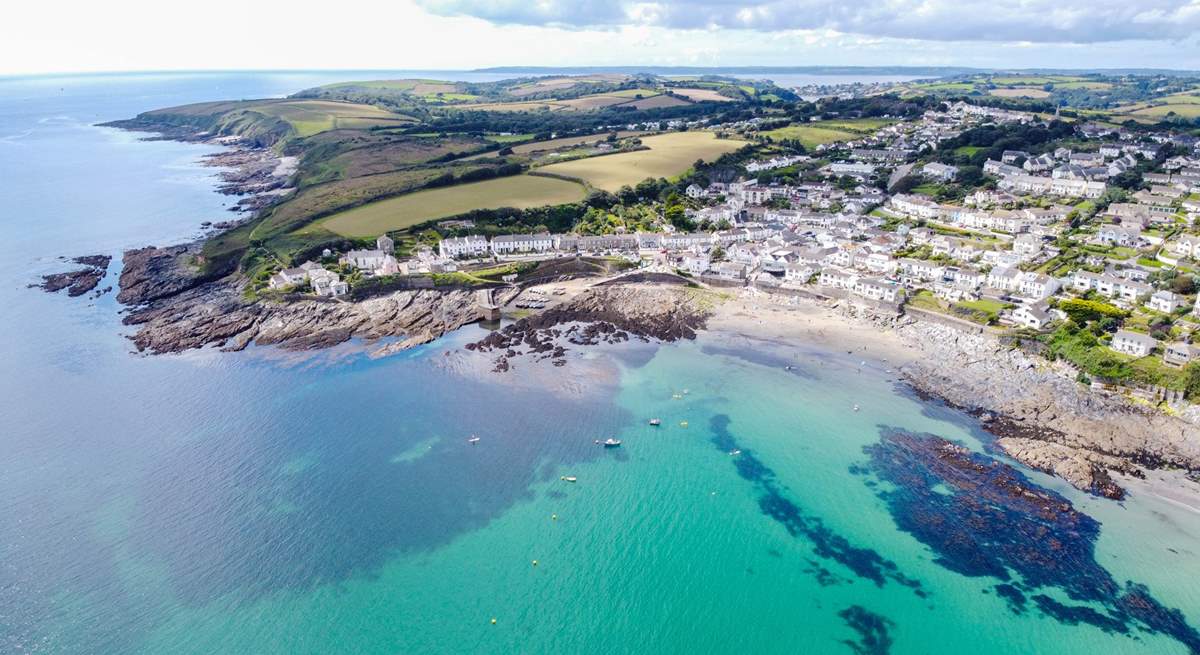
<box><xmin>1</xmin><ymin>72</ymin><xmax>1199</xmax><ymax>655</ymax></box>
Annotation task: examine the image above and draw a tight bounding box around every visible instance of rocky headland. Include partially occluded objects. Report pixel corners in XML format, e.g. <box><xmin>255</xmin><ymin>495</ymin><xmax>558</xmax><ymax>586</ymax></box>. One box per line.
<box><xmin>116</xmin><ymin>246</ymin><xmax>519</xmax><ymax>355</ymax></box>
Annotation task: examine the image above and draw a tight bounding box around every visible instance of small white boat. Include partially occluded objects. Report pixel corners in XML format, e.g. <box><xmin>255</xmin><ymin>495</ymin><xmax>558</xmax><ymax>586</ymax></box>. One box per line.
<box><xmin>853</xmin><ymin>405</ymin><xmax>860</xmax><ymax>412</ymax></box>
<box><xmin>730</xmin><ymin>449</ymin><xmax>742</xmax><ymax>456</ymax></box>
<box><xmin>468</xmin><ymin>435</ymin><xmax>481</xmax><ymax>444</ymax></box>
<box><xmin>648</xmin><ymin>418</ymin><xmax>661</xmax><ymax>426</ymax></box>
<box><xmin>561</xmin><ymin>475</ymin><xmax>577</xmax><ymax>483</ymax></box>
<box><xmin>603</xmin><ymin>438</ymin><xmax>622</xmax><ymax>448</ymax></box>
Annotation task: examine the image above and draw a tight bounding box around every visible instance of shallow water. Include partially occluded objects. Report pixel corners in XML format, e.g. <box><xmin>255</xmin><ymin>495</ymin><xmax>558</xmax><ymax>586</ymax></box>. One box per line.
<box><xmin>1</xmin><ymin>72</ymin><xmax>1198</xmax><ymax>654</ymax></box>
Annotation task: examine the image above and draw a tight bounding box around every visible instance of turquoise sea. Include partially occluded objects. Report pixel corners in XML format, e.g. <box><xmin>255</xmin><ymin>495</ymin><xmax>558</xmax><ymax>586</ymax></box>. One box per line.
<box><xmin>2</xmin><ymin>72</ymin><xmax>1199</xmax><ymax>654</ymax></box>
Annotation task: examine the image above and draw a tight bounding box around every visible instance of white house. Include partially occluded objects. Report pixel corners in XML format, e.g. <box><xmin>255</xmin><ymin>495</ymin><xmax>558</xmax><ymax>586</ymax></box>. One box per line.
<box><xmin>922</xmin><ymin>162</ymin><xmax>959</xmax><ymax>182</ymax></box>
<box><xmin>310</xmin><ymin>269</ymin><xmax>348</xmax><ymax>297</ymax></box>
<box><xmin>852</xmin><ymin>277</ymin><xmax>900</xmax><ymax>302</ymax></box>
<box><xmin>681</xmin><ymin>254</ymin><xmax>710</xmax><ymax>275</ymax></box>
<box><xmin>1018</xmin><ymin>272</ymin><xmax>1060</xmax><ymax>300</ymax></box>
<box><xmin>1110</xmin><ymin>330</ymin><xmax>1156</xmax><ymax>357</ymax></box>
<box><xmin>1164</xmin><ymin>342</ymin><xmax>1199</xmax><ymax>367</ymax></box>
<box><xmin>439</xmin><ymin>235</ymin><xmax>490</xmax><ymax>259</ymax></box>
<box><xmin>1012</xmin><ymin>234</ymin><xmax>1044</xmax><ymax>257</ymax></box>
<box><xmin>819</xmin><ymin>267</ymin><xmax>857</xmax><ymax>290</ymax></box>
<box><xmin>341</xmin><ymin>249</ymin><xmax>392</xmax><ymax>271</ymax></box>
<box><xmin>1147</xmin><ymin>290</ymin><xmax>1183</xmax><ymax>314</ymax></box>
<box><xmin>1012</xmin><ymin>303</ymin><xmax>1053</xmax><ymax>330</ymax></box>
<box><xmin>491</xmin><ymin>233</ymin><xmax>555</xmax><ymax>256</ymax></box>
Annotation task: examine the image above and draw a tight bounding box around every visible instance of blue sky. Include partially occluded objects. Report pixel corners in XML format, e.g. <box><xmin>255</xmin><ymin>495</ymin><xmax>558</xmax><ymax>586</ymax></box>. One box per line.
<box><xmin>4</xmin><ymin>0</ymin><xmax>1199</xmax><ymax>75</ymax></box>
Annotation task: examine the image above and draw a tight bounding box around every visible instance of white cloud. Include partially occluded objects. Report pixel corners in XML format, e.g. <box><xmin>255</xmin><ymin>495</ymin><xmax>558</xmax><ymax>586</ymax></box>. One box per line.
<box><xmin>0</xmin><ymin>0</ymin><xmax>1196</xmax><ymax>75</ymax></box>
<box><xmin>416</xmin><ymin>0</ymin><xmax>1200</xmax><ymax>44</ymax></box>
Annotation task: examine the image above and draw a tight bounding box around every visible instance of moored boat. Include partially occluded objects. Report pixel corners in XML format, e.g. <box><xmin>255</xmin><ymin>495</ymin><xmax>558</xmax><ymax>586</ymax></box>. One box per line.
<box><xmin>603</xmin><ymin>438</ymin><xmax>621</xmax><ymax>448</ymax></box>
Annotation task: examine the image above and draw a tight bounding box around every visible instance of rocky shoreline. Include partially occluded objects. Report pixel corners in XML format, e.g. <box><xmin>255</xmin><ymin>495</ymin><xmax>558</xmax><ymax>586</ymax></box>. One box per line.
<box><xmin>32</xmin><ymin>227</ymin><xmax>1199</xmax><ymax>501</ymax></box>
<box><xmin>115</xmin><ymin>246</ymin><xmax>519</xmax><ymax>355</ymax></box>
<box><xmin>894</xmin><ymin>320</ymin><xmax>1200</xmax><ymax>500</ymax></box>
<box><xmin>99</xmin><ymin>118</ymin><xmax>295</xmax><ymax>215</ymax></box>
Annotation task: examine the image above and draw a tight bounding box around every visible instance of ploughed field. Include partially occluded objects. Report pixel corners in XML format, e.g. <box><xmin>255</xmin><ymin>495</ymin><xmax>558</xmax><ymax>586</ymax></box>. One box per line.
<box><xmin>535</xmin><ymin>132</ymin><xmax>746</xmax><ymax>191</ymax></box>
<box><xmin>313</xmin><ymin>175</ymin><xmax>587</xmax><ymax>237</ymax></box>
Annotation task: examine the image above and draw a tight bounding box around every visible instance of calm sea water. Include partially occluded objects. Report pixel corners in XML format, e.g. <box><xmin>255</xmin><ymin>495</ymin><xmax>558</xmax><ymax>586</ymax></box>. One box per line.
<box><xmin>1</xmin><ymin>72</ymin><xmax>1199</xmax><ymax>655</ymax></box>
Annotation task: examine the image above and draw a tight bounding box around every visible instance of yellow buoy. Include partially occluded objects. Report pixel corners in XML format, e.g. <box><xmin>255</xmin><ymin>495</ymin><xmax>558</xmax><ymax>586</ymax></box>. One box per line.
<box><xmin>491</xmin><ymin>618</ymin><xmax>497</xmax><ymax>625</ymax></box>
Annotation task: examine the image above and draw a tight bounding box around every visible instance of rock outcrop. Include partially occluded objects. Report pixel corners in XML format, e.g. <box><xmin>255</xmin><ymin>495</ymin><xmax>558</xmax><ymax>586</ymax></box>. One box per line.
<box><xmin>116</xmin><ymin>246</ymin><xmax>203</xmax><ymax>305</ymax></box>
<box><xmin>34</xmin><ymin>255</ymin><xmax>111</xmax><ymax>297</ymax></box>
<box><xmin>467</xmin><ymin>285</ymin><xmax>711</xmax><ymax>370</ymax></box>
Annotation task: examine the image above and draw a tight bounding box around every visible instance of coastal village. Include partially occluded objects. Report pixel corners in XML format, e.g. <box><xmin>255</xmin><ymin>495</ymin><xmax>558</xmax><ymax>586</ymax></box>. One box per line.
<box><xmin>266</xmin><ymin>100</ymin><xmax>1200</xmax><ymax>405</ymax></box>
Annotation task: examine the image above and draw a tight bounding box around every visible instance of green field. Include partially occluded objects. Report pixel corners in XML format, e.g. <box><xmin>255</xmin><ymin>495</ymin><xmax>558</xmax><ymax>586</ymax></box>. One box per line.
<box><xmin>484</xmin><ymin>133</ymin><xmax>534</xmax><ymax>143</ymax></box>
<box><xmin>535</xmin><ymin>132</ymin><xmax>746</xmax><ymax>191</ymax></box>
<box><xmin>990</xmin><ymin>88</ymin><xmax>1051</xmax><ymax>99</ymax></box>
<box><xmin>990</xmin><ymin>75</ymin><xmax>1085</xmax><ymax>85</ymax></box>
<box><xmin>314</xmin><ymin>175</ymin><xmax>587</xmax><ymax>237</ymax></box>
<box><xmin>760</xmin><ymin>124</ymin><xmax>858</xmax><ymax>148</ymax></box>
<box><xmin>250</xmin><ymin>100</ymin><xmax>414</xmax><ymax>137</ymax></box>
<box><xmin>511</xmin><ymin>131</ymin><xmax>647</xmax><ymax>155</ymax></box>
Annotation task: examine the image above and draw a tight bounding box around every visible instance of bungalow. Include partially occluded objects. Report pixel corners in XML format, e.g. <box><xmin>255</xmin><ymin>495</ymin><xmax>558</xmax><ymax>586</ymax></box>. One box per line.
<box><xmin>1164</xmin><ymin>342</ymin><xmax>1200</xmax><ymax>367</ymax></box>
<box><xmin>1147</xmin><ymin>290</ymin><xmax>1183</xmax><ymax>314</ymax></box>
<box><xmin>1110</xmin><ymin>330</ymin><xmax>1156</xmax><ymax>357</ymax></box>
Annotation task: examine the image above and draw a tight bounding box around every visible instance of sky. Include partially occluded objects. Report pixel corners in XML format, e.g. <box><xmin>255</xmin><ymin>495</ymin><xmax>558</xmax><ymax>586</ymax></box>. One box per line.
<box><xmin>4</xmin><ymin>0</ymin><xmax>1200</xmax><ymax>76</ymax></box>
